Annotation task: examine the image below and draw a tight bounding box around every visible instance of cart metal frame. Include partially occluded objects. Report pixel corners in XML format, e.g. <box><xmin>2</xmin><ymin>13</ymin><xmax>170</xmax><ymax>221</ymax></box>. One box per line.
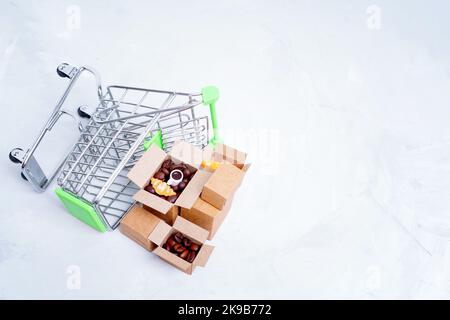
<box><xmin>9</xmin><ymin>63</ymin><xmax>221</xmax><ymax>232</ymax></box>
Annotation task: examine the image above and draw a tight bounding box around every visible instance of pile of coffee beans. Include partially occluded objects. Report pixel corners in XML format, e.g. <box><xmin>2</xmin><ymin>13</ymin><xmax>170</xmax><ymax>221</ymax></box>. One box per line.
<box><xmin>162</xmin><ymin>232</ymin><xmax>200</xmax><ymax>263</ymax></box>
<box><xmin>144</xmin><ymin>159</ymin><xmax>193</xmax><ymax>203</ymax></box>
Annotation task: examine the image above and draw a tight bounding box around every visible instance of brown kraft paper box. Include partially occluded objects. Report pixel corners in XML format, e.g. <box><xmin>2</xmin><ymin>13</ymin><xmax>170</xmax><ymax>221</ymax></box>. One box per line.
<box><xmin>143</xmin><ymin>205</ymin><xmax>179</xmax><ymax>226</ymax></box>
<box><xmin>180</xmin><ymin>196</ymin><xmax>233</xmax><ymax>240</ymax></box>
<box><xmin>201</xmin><ymin>143</ymin><xmax>250</xmax><ymax>210</ymax></box>
<box><xmin>127</xmin><ymin>141</ymin><xmax>211</xmax><ymax>223</ymax></box>
<box><xmin>148</xmin><ymin>216</ymin><xmax>214</xmax><ymax>275</ymax></box>
<box><xmin>119</xmin><ymin>204</ymin><xmax>162</xmax><ymax>251</ymax></box>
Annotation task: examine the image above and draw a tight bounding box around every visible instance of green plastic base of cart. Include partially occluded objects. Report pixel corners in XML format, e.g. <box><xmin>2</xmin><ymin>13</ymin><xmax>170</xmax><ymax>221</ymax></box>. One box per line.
<box><xmin>55</xmin><ymin>187</ymin><xmax>107</xmax><ymax>233</ymax></box>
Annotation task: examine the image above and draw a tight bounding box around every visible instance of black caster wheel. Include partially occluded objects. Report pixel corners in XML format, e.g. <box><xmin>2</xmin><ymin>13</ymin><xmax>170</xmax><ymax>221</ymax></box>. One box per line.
<box><xmin>9</xmin><ymin>148</ymin><xmax>24</xmax><ymax>164</ymax></box>
<box><xmin>56</xmin><ymin>63</ymin><xmax>70</xmax><ymax>78</ymax></box>
<box><xmin>21</xmin><ymin>172</ymin><xmax>28</xmax><ymax>181</ymax></box>
<box><xmin>77</xmin><ymin>106</ymin><xmax>91</xmax><ymax>119</ymax></box>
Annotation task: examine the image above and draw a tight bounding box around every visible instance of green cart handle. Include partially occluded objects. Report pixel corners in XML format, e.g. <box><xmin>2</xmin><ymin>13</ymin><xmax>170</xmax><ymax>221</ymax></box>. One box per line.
<box><xmin>202</xmin><ymin>86</ymin><xmax>223</xmax><ymax>148</ymax></box>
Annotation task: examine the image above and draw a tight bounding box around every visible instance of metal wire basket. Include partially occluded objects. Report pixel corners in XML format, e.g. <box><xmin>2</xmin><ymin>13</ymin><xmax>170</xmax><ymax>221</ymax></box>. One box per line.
<box><xmin>9</xmin><ymin>63</ymin><xmax>221</xmax><ymax>232</ymax></box>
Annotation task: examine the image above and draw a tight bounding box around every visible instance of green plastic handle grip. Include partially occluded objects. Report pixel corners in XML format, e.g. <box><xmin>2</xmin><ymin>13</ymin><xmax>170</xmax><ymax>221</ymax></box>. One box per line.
<box><xmin>201</xmin><ymin>86</ymin><xmax>222</xmax><ymax>147</ymax></box>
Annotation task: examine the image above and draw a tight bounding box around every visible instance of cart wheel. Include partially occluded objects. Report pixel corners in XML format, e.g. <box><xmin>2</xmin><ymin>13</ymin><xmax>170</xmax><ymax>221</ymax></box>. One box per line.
<box><xmin>21</xmin><ymin>172</ymin><xmax>28</xmax><ymax>181</ymax></box>
<box><xmin>57</xmin><ymin>63</ymin><xmax>70</xmax><ymax>78</ymax></box>
<box><xmin>77</xmin><ymin>106</ymin><xmax>91</xmax><ymax>119</ymax></box>
<box><xmin>9</xmin><ymin>148</ymin><xmax>24</xmax><ymax>164</ymax></box>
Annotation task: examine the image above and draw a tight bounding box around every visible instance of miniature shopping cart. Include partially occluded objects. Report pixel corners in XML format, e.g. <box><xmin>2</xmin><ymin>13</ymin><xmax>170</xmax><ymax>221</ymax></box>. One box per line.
<box><xmin>9</xmin><ymin>63</ymin><xmax>221</xmax><ymax>232</ymax></box>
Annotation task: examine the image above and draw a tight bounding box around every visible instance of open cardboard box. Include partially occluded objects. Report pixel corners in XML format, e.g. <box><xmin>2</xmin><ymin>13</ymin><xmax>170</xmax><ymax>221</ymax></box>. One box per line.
<box><xmin>181</xmin><ymin>196</ymin><xmax>233</xmax><ymax>240</ymax></box>
<box><xmin>127</xmin><ymin>141</ymin><xmax>211</xmax><ymax>222</ymax></box>
<box><xmin>148</xmin><ymin>216</ymin><xmax>214</xmax><ymax>274</ymax></box>
<box><xmin>119</xmin><ymin>203</ymin><xmax>162</xmax><ymax>251</ymax></box>
<box><xmin>201</xmin><ymin>143</ymin><xmax>250</xmax><ymax>210</ymax></box>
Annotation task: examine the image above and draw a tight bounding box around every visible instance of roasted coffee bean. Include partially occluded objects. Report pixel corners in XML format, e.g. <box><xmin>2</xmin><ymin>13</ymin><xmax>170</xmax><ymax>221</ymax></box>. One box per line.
<box><xmin>183</xmin><ymin>178</ymin><xmax>189</xmax><ymax>183</ymax></box>
<box><xmin>167</xmin><ymin>238</ymin><xmax>176</xmax><ymax>247</ymax></box>
<box><xmin>170</xmin><ymin>164</ymin><xmax>186</xmax><ymax>172</ymax></box>
<box><xmin>179</xmin><ymin>249</ymin><xmax>189</xmax><ymax>260</ymax></box>
<box><xmin>175</xmin><ymin>245</ymin><xmax>185</xmax><ymax>253</ymax></box>
<box><xmin>154</xmin><ymin>171</ymin><xmax>166</xmax><ymax>180</ymax></box>
<box><xmin>189</xmin><ymin>243</ymin><xmax>200</xmax><ymax>252</ymax></box>
<box><xmin>178</xmin><ymin>182</ymin><xmax>186</xmax><ymax>190</ymax></box>
<box><xmin>182</xmin><ymin>168</ymin><xmax>191</xmax><ymax>178</ymax></box>
<box><xmin>161</xmin><ymin>168</ymin><xmax>170</xmax><ymax>176</ymax></box>
<box><xmin>144</xmin><ymin>185</ymin><xmax>156</xmax><ymax>194</ymax></box>
<box><xmin>172</xmin><ymin>184</ymin><xmax>179</xmax><ymax>192</ymax></box>
<box><xmin>183</xmin><ymin>238</ymin><xmax>191</xmax><ymax>247</ymax></box>
<box><xmin>187</xmin><ymin>251</ymin><xmax>196</xmax><ymax>263</ymax></box>
<box><xmin>167</xmin><ymin>195</ymin><xmax>177</xmax><ymax>203</ymax></box>
<box><xmin>174</xmin><ymin>232</ymin><xmax>184</xmax><ymax>243</ymax></box>
<box><xmin>162</xmin><ymin>159</ymin><xmax>172</xmax><ymax>169</ymax></box>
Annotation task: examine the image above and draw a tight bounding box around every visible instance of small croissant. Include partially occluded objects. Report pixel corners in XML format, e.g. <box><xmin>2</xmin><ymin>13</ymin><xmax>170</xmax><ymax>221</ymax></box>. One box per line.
<box><xmin>150</xmin><ymin>178</ymin><xmax>177</xmax><ymax>197</ymax></box>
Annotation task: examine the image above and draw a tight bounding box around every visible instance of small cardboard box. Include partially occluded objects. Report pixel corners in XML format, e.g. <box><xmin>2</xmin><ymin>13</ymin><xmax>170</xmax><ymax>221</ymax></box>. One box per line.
<box><xmin>180</xmin><ymin>197</ymin><xmax>233</xmax><ymax>240</ymax></box>
<box><xmin>201</xmin><ymin>143</ymin><xmax>250</xmax><ymax>210</ymax></box>
<box><xmin>119</xmin><ymin>204</ymin><xmax>162</xmax><ymax>251</ymax></box>
<box><xmin>148</xmin><ymin>216</ymin><xmax>214</xmax><ymax>275</ymax></box>
<box><xmin>143</xmin><ymin>205</ymin><xmax>179</xmax><ymax>226</ymax></box>
<box><xmin>128</xmin><ymin>141</ymin><xmax>211</xmax><ymax>218</ymax></box>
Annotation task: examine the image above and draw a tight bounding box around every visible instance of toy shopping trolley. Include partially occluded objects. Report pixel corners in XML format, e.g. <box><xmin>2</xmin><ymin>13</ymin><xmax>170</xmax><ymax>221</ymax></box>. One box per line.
<box><xmin>9</xmin><ymin>63</ymin><xmax>221</xmax><ymax>232</ymax></box>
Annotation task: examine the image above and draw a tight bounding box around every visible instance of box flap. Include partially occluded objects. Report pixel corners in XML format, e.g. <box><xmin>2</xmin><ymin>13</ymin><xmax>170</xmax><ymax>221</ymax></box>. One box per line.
<box><xmin>193</xmin><ymin>244</ymin><xmax>214</xmax><ymax>268</ymax></box>
<box><xmin>153</xmin><ymin>247</ymin><xmax>192</xmax><ymax>274</ymax></box>
<box><xmin>205</xmin><ymin>163</ymin><xmax>244</xmax><ymax>195</ymax></box>
<box><xmin>148</xmin><ymin>220</ymin><xmax>172</xmax><ymax>246</ymax></box>
<box><xmin>134</xmin><ymin>189</ymin><xmax>174</xmax><ymax>214</ymax></box>
<box><xmin>237</xmin><ymin>163</ymin><xmax>251</xmax><ymax>188</ymax></box>
<box><xmin>175</xmin><ymin>170</ymin><xmax>212</xmax><ymax>209</ymax></box>
<box><xmin>127</xmin><ymin>145</ymin><xmax>167</xmax><ymax>188</ymax></box>
<box><xmin>170</xmin><ymin>140</ymin><xmax>204</xmax><ymax>168</ymax></box>
<box><xmin>213</xmin><ymin>143</ymin><xmax>247</xmax><ymax>168</ymax></box>
<box><xmin>242</xmin><ymin>163</ymin><xmax>251</xmax><ymax>172</ymax></box>
<box><xmin>173</xmin><ymin>216</ymin><xmax>209</xmax><ymax>243</ymax></box>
